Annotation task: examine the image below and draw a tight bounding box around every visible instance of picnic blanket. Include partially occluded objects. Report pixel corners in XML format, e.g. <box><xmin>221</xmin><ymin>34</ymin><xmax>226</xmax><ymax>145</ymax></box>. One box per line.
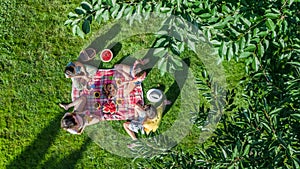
<box><xmin>72</xmin><ymin>69</ymin><xmax>144</xmax><ymax>121</ymax></box>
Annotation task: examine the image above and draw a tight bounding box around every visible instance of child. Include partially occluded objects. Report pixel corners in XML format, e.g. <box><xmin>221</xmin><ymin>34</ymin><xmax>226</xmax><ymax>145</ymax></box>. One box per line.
<box><xmin>60</xmin><ymin>96</ymin><xmax>100</xmax><ymax>134</ymax></box>
<box><xmin>64</xmin><ymin>61</ymin><xmax>98</xmax><ymax>90</ymax></box>
<box><xmin>123</xmin><ymin>103</ymin><xmax>157</xmax><ymax>140</ymax></box>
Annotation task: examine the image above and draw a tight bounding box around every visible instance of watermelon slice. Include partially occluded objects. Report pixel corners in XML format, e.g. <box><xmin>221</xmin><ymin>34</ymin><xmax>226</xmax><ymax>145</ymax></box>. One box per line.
<box><xmin>100</xmin><ymin>49</ymin><xmax>113</xmax><ymax>62</ymax></box>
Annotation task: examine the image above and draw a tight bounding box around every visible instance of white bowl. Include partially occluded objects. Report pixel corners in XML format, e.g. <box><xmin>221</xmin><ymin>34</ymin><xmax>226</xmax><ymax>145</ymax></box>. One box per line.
<box><xmin>147</xmin><ymin>89</ymin><xmax>163</xmax><ymax>103</ymax></box>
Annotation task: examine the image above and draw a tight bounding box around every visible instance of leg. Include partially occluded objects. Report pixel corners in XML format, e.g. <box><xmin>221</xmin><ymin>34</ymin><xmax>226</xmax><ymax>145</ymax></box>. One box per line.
<box><xmin>116</xmin><ymin>69</ymin><xmax>132</xmax><ymax>80</ymax></box>
<box><xmin>123</xmin><ymin>122</ymin><xmax>137</xmax><ymax>140</ymax></box>
<box><xmin>59</xmin><ymin>96</ymin><xmax>87</xmax><ymax>112</ymax></box>
<box><xmin>114</xmin><ymin>64</ymin><xmax>131</xmax><ymax>75</ymax></box>
<box><xmin>124</xmin><ymin>82</ymin><xmax>136</xmax><ymax>96</ymax></box>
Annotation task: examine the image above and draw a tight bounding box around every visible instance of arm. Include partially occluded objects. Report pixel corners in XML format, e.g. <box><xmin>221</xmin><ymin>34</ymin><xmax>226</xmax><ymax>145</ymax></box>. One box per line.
<box><xmin>131</xmin><ymin>60</ymin><xmax>141</xmax><ymax>77</ymax></box>
<box><xmin>77</xmin><ymin>110</ymin><xmax>100</xmax><ymax>126</ymax></box>
<box><xmin>71</xmin><ymin>74</ymin><xmax>91</xmax><ymax>82</ymax></box>
<box><xmin>74</xmin><ymin>61</ymin><xmax>90</xmax><ymax>81</ymax></box>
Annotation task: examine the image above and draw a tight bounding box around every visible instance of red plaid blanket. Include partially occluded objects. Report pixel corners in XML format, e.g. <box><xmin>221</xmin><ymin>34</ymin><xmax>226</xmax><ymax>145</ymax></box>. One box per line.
<box><xmin>72</xmin><ymin>69</ymin><xmax>144</xmax><ymax>121</ymax></box>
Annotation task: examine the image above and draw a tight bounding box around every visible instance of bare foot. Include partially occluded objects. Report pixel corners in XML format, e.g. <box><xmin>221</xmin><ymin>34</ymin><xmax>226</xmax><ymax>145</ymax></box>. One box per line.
<box><xmin>59</xmin><ymin>103</ymin><xmax>68</xmax><ymax>110</ymax></box>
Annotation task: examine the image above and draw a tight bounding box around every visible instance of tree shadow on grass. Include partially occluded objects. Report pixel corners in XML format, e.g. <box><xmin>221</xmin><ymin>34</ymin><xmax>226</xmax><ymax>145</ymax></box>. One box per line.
<box><xmin>7</xmin><ymin>24</ymin><xmax>123</xmax><ymax>169</ymax></box>
<box><xmin>7</xmin><ymin>115</ymin><xmax>62</xmax><ymax>169</ymax></box>
<box><xmin>163</xmin><ymin>58</ymin><xmax>190</xmax><ymax>117</ymax></box>
<box><xmin>41</xmin><ymin>137</ymin><xmax>92</xmax><ymax>169</ymax></box>
<box><xmin>7</xmin><ymin>113</ymin><xmax>92</xmax><ymax>169</ymax></box>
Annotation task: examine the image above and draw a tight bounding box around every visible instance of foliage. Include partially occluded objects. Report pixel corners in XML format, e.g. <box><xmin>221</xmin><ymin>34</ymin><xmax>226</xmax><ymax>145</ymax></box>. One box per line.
<box><xmin>65</xmin><ymin>0</ymin><xmax>300</xmax><ymax>168</ymax></box>
<box><xmin>66</xmin><ymin>0</ymin><xmax>299</xmax><ymax>73</ymax></box>
<box><xmin>1</xmin><ymin>0</ymin><xmax>298</xmax><ymax>168</ymax></box>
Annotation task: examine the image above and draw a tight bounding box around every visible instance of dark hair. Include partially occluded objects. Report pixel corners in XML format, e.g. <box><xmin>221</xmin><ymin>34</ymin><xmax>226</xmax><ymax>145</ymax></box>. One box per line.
<box><xmin>145</xmin><ymin>104</ymin><xmax>157</xmax><ymax>119</ymax></box>
<box><xmin>134</xmin><ymin>65</ymin><xmax>145</xmax><ymax>77</ymax></box>
<box><xmin>61</xmin><ymin>114</ymin><xmax>77</xmax><ymax>129</ymax></box>
<box><xmin>64</xmin><ymin>66</ymin><xmax>75</xmax><ymax>75</ymax></box>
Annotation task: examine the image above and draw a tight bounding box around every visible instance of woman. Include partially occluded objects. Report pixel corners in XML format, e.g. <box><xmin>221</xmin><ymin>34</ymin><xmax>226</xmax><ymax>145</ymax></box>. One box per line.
<box><xmin>60</xmin><ymin>96</ymin><xmax>100</xmax><ymax>134</ymax></box>
<box><xmin>123</xmin><ymin>103</ymin><xmax>157</xmax><ymax>140</ymax></box>
<box><xmin>64</xmin><ymin>61</ymin><xmax>98</xmax><ymax>90</ymax></box>
<box><xmin>114</xmin><ymin>59</ymin><xmax>148</xmax><ymax>95</ymax></box>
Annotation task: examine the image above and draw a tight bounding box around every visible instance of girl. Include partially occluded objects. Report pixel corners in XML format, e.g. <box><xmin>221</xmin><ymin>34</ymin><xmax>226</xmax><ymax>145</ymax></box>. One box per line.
<box><xmin>123</xmin><ymin>103</ymin><xmax>157</xmax><ymax>140</ymax></box>
<box><xmin>114</xmin><ymin>59</ymin><xmax>149</xmax><ymax>95</ymax></box>
<box><xmin>64</xmin><ymin>61</ymin><xmax>98</xmax><ymax>90</ymax></box>
<box><xmin>60</xmin><ymin>96</ymin><xmax>100</xmax><ymax>134</ymax></box>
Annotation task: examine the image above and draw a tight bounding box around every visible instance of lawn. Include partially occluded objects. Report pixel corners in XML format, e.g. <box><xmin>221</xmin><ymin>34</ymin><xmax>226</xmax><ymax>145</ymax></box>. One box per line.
<box><xmin>2</xmin><ymin>0</ymin><xmax>298</xmax><ymax>168</ymax></box>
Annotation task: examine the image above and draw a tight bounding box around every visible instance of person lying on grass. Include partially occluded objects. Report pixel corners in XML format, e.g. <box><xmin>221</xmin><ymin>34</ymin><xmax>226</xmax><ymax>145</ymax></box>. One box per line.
<box><xmin>64</xmin><ymin>61</ymin><xmax>97</xmax><ymax>91</ymax></box>
<box><xmin>59</xmin><ymin>96</ymin><xmax>100</xmax><ymax>134</ymax></box>
<box><xmin>123</xmin><ymin>103</ymin><xmax>157</xmax><ymax>140</ymax></box>
<box><xmin>114</xmin><ymin>58</ymin><xmax>149</xmax><ymax>95</ymax></box>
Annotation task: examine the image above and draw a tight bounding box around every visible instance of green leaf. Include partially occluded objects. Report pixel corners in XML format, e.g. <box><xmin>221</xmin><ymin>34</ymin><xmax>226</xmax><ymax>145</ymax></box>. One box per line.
<box><xmin>294</xmin><ymin>159</ymin><xmax>300</xmax><ymax>169</ymax></box>
<box><xmin>82</xmin><ymin>19</ymin><xmax>90</xmax><ymax>34</ymax></box>
<box><xmin>227</xmin><ymin>45</ymin><xmax>234</xmax><ymax>61</ymax></box>
<box><xmin>234</xmin><ymin>41</ymin><xmax>239</xmax><ymax>55</ymax></box>
<box><xmin>291</xmin><ymin>114</ymin><xmax>300</xmax><ymax>120</ymax></box>
<box><xmin>111</xmin><ymin>4</ymin><xmax>120</xmax><ymax>18</ymax></box>
<box><xmin>219</xmin><ymin>41</ymin><xmax>227</xmax><ymax>57</ymax></box>
<box><xmin>102</xmin><ymin>10</ymin><xmax>109</xmax><ymax>22</ymax></box>
<box><xmin>213</xmin><ymin>21</ymin><xmax>227</xmax><ymax>29</ymax></box>
<box><xmin>187</xmin><ymin>39</ymin><xmax>196</xmax><ymax>52</ymax></box>
<box><xmin>95</xmin><ymin>8</ymin><xmax>104</xmax><ymax>23</ymax></box>
<box><xmin>232</xmin><ymin>145</ymin><xmax>238</xmax><ymax>159</ymax></box>
<box><xmin>240</xmin><ymin>52</ymin><xmax>252</xmax><ymax>58</ymax></box>
<box><xmin>64</xmin><ymin>19</ymin><xmax>73</xmax><ymax>26</ymax></box>
<box><xmin>153</xmin><ymin>47</ymin><xmax>167</xmax><ymax>57</ymax></box>
<box><xmin>75</xmin><ymin>7</ymin><xmax>86</xmax><ymax>15</ymax></box>
<box><xmin>240</xmin><ymin>17</ymin><xmax>251</xmax><ymax>28</ymax></box>
<box><xmin>239</xmin><ymin>37</ymin><xmax>246</xmax><ymax>51</ymax></box>
<box><xmin>71</xmin><ymin>18</ymin><xmax>81</xmax><ymax>26</ymax></box>
<box><xmin>264</xmin><ymin>13</ymin><xmax>280</xmax><ymax>19</ymax></box>
<box><xmin>154</xmin><ymin>37</ymin><xmax>168</xmax><ymax>47</ymax></box>
<box><xmin>257</xmin><ymin>43</ymin><xmax>264</xmax><ymax>57</ymax></box>
<box><xmin>160</xmin><ymin>7</ymin><xmax>171</xmax><ymax>13</ymax></box>
<box><xmin>252</xmin><ymin>56</ymin><xmax>260</xmax><ymax>71</ymax></box>
<box><xmin>266</xmin><ymin>19</ymin><xmax>275</xmax><ymax>31</ymax></box>
<box><xmin>287</xmin><ymin>62</ymin><xmax>300</xmax><ymax>67</ymax></box>
<box><xmin>157</xmin><ymin>56</ymin><xmax>166</xmax><ymax>68</ymax></box>
<box><xmin>242</xmin><ymin>144</ymin><xmax>250</xmax><ymax>156</ymax></box>
<box><xmin>76</xmin><ymin>26</ymin><xmax>85</xmax><ymax>38</ymax></box>
<box><xmin>220</xmin><ymin>146</ymin><xmax>227</xmax><ymax>159</ymax></box>
<box><xmin>261</xmin><ymin>122</ymin><xmax>271</xmax><ymax>133</ymax></box>
<box><xmin>156</xmin><ymin>30</ymin><xmax>168</xmax><ymax>35</ymax></box>
<box><xmin>125</xmin><ymin>6</ymin><xmax>134</xmax><ymax>20</ymax></box>
<box><xmin>245</xmin><ymin>44</ymin><xmax>256</xmax><ymax>52</ymax></box>
<box><xmin>171</xmin><ymin>56</ymin><xmax>183</xmax><ymax>67</ymax></box>
<box><xmin>158</xmin><ymin>57</ymin><xmax>167</xmax><ymax>76</ymax></box>
<box><xmin>199</xmin><ymin>13</ymin><xmax>212</xmax><ymax>19</ymax></box>
<box><xmin>171</xmin><ymin>43</ymin><xmax>180</xmax><ymax>55</ymax></box>
<box><xmin>116</xmin><ymin>4</ymin><xmax>127</xmax><ymax>19</ymax></box>
<box><xmin>68</xmin><ymin>12</ymin><xmax>78</xmax><ymax>18</ymax></box>
<box><xmin>81</xmin><ymin>1</ymin><xmax>93</xmax><ymax>11</ymax></box>
<box><xmin>72</xmin><ymin>25</ymin><xmax>78</xmax><ymax>36</ymax></box>
<box><xmin>257</xmin><ymin>31</ymin><xmax>268</xmax><ymax>37</ymax></box>
<box><xmin>111</xmin><ymin>0</ymin><xmax>116</xmax><ymax>6</ymax></box>
<box><xmin>193</xmin><ymin>8</ymin><xmax>201</xmax><ymax>13</ymax></box>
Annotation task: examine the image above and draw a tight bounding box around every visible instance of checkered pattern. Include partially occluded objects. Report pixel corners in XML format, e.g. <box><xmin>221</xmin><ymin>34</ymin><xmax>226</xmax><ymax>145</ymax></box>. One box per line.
<box><xmin>72</xmin><ymin>69</ymin><xmax>144</xmax><ymax>121</ymax></box>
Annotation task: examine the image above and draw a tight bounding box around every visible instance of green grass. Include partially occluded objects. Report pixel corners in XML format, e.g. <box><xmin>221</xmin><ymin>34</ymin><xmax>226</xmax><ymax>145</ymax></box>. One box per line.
<box><xmin>0</xmin><ymin>0</ymin><xmax>247</xmax><ymax>168</ymax></box>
